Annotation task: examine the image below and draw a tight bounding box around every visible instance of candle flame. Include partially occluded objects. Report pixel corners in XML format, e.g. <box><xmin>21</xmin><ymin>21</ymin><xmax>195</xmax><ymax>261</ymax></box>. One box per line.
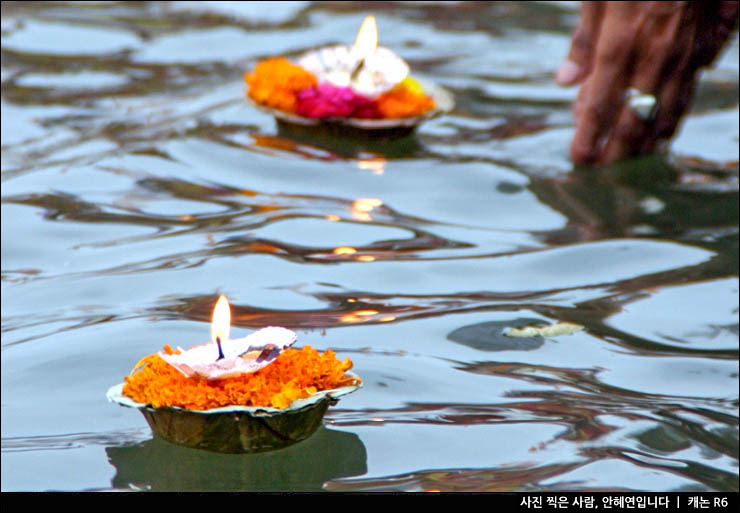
<box><xmin>354</xmin><ymin>15</ymin><xmax>378</xmax><ymax>59</ymax></box>
<box><xmin>211</xmin><ymin>295</ymin><xmax>231</xmax><ymax>344</ymax></box>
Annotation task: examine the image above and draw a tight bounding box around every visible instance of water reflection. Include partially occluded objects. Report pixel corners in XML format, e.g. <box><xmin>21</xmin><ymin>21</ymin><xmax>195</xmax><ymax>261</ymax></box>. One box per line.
<box><xmin>324</xmin><ymin>449</ymin><xmax>738</xmax><ymax>492</ymax></box>
<box><xmin>275</xmin><ymin>122</ymin><xmax>425</xmax><ymax>158</ymax></box>
<box><xmin>106</xmin><ymin>427</ymin><xmax>366</xmax><ymax>492</ymax></box>
<box><xmin>529</xmin><ymin>155</ymin><xmax>739</xmax><ymax>248</ymax></box>
<box><xmin>325</xmin><ymin>461</ymin><xmax>591</xmax><ymax>492</ymax></box>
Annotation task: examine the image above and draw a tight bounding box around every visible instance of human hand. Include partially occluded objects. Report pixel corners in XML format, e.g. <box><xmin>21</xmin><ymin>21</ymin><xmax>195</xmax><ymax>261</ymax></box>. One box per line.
<box><xmin>556</xmin><ymin>1</ymin><xmax>739</xmax><ymax>166</ymax></box>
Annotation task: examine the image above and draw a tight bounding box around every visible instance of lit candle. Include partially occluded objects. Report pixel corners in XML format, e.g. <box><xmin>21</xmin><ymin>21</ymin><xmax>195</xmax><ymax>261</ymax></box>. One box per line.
<box><xmin>297</xmin><ymin>15</ymin><xmax>409</xmax><ymax>98</ymax></box>
<box><xmin>158</xmin><ymin>295</ymin><xmax>297</xmax><ymax>380</ymax></box>
<box><xmin>211</xmin><ymin>294</ymin><xmax>230</xmax><ymax>360</ymax></box>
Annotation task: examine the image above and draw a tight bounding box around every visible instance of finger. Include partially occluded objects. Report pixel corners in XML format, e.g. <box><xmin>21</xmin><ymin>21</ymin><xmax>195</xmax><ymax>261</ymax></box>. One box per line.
<box><xmin>598</xmin><ymin>94</ymin><xmax>653</xmax><ymax>164</ymax></box>
<box><xmin>570</xmin><ymin>3</ymin><xmax>637</xmax><ymax>164</ymax></box>
<box><xmin>649</xmin><ymin>1</ymin><xmax>737</xmax><ymax>151</ymax></box>
<box><xmin>639</xmin><ymin>2</ymin><xmax>698</xmax><ymax>155</ymax></box>
<box><xmin>573</xmin><ymin>81</ymin><xmax>587</xmax><ymax>118</ymax></box>
<box><xmin>692</xmin><ymin>1</ymin><xmax>740</xmax><ymax>68</ymax></box>
<box><xmin>642</xmin><ymin>72</ymin><xmax>695</xmax><ymax>154</ymax></box>
<box><xmin>556</xmin><ymin>2</ymin><xmax>606</xmax><ymax>86</ymax></box>
<box><xmin>643</xmin><ymin>28</ymin><xmax>698</xmax><ymax>154</ymax></box>
<box><xmin>599</xmin><ymin>3</ymin><xmax>691</xmax><ymax>163</ymax></box>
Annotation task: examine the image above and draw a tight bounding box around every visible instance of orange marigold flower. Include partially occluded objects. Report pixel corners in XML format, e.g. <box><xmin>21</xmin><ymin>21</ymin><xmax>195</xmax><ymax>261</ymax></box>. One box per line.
<box><xmin>122</xmin><ymin>345</ymin><xmax>359</xmax><ymax>411</ymax></box>
<box><xmin>375</xmin><ymin>79</ymin><xmax>435</xmax><ymax>119</ymax></box>
<box><xmin>245</xmin><ymin>57</ymin><xmax>318</xmax><ymax>113</ymax></box>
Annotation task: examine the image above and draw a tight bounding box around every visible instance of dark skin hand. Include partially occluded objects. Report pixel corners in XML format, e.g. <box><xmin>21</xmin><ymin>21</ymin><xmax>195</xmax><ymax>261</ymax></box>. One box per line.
<box><xmin>556</xmin><ymin>1</ymin><xmax>739</xmax><ymax>166</ymax></box>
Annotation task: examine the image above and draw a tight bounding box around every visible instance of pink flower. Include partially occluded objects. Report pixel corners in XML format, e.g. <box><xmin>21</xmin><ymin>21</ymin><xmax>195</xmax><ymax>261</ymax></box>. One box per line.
<box><xmin>295</xmin><ymin>83</ymin><xmax>380</xmax><ymax>119</ymax></box>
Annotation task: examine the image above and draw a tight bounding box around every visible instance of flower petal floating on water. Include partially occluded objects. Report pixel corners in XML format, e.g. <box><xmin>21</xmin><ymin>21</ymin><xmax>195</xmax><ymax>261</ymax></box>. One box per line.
<box><xmin>504</xmin><ymin>321</ymin><xmax>584</xmax><ymax>338</ymax></box>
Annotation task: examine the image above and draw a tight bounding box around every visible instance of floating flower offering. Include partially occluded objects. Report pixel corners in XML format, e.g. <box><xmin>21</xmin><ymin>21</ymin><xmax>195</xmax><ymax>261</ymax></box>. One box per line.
<box><xmin>245</xmin><ymin>15</ymin><xmax>453</xmax><ymax>133</ymax></box>
<box><xmin>108</xmin><ymin>295</ymin><xmax>361</xmax><ymax>453</ymax></box>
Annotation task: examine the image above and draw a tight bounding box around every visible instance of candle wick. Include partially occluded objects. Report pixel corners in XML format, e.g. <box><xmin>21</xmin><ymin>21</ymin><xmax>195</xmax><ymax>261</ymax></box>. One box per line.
<box><xmin>216</xmin><ymin>336</ymin><xmax>225</xmax><ymax>360</ymax></box>
<box><xmin>350</xmin><ymin>58</ymin><xmax>365</xmax><ymax>81</ymax></box>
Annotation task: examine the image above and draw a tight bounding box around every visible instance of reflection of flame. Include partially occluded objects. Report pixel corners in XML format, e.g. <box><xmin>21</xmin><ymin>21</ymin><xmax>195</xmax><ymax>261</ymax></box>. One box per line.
<box><xmin>339</xmin><ymin>309</ymin><xmax>379</xmax><ymax>324</ymax></box>
<box><xmin>211</xmin><ymin>295</ymin><xmax>231</xmax><ymax>343</ymax></box>
<box><xmin>357</xmin><ymin>157</ymin><xmax>386</xmax><ymax>175</ymax></box>
<box><xmin>354</xmin><ymin>15</ymin><xmax>378</xmax><ymax>59</ymax></box>
<box><xmin>331</xmin><ymin>247</ymin><xmax>377</xmax><ymax>261</ymax></box>
<box><xmin>353</xmin><ymin>198</ymin><xmax>382</xmax><ymax>211</ymax></box>
<box><xmin>351</xmin><ymin>198</ymin><xmax>383</xmax><ymax>221</ymax></box>
<box><xmin>339</xmin><ymin>310</ymin><xmax>392</xmax><ymax>324</ymax></box>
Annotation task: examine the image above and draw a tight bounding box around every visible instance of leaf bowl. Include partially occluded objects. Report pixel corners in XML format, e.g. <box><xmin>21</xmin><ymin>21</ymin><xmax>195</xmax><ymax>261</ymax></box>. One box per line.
<box><xmin>107</xmin><ymin>373</ymin><xmax>361</xmax><ymax>454</ymax></box>
<box><xmin>249</xmin><ymin>78</ymin><xmax>454</xmax><ymax>138</ymax></box>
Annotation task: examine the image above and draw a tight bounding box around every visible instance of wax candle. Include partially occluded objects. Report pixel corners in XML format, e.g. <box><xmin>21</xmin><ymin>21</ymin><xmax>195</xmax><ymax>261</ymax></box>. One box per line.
<box><xmin>158</xmin><ymin>295</ymin><xmax>297</xmax><ymax>380</ymax></box>
<box><xmin>297</xmin><ymin>15</ymin><xmax>409</xmax><ymax>98</ymax></box>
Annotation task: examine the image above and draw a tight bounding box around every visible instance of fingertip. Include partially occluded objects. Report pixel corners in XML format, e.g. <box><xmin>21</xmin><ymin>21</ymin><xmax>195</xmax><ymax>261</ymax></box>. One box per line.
<box><xmin>570</xmin><ymin>138</ymin><xmax>594</xmax><ymax>165</ymax></box>
<box><xmin>555</xmin><ymin>60</ymin><xmax>583</xmax><ymax>86</ymax></box>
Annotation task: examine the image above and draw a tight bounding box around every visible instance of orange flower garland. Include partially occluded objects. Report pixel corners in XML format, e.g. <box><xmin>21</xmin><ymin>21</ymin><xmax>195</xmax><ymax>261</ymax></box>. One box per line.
<box><xmin>375</xmin><ymin>79</ymin><xmax>436</xmax><ymax>119</ymax></box>
<box><xmin>245</xmin><ymin>57</ymin><xmax>318</xmax><ymax>113</ymax></box>
<box><xmin>245</xmin><ymin>58</ymin><xmax>435</xmax><ymax>119</ymax></box>
<box><xmin>123</xmin><ymin>345</ymin><xmax>360</xmax><ymax>410</ymax></box>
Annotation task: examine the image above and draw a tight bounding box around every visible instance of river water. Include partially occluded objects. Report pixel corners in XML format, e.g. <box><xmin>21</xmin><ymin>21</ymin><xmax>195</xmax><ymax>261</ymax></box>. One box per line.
<box><xmin>1</xmin><ymin>1</ymin><xmax>738</xmax><ymax>492</ymax></box>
